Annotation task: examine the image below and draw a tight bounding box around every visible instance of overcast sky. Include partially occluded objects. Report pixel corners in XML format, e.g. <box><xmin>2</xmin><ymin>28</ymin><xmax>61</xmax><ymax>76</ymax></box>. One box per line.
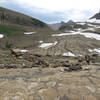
<box><xmin>0</xmin><ymin>0</ymin><xmax>100</xmax><ymax>23</ymax></box>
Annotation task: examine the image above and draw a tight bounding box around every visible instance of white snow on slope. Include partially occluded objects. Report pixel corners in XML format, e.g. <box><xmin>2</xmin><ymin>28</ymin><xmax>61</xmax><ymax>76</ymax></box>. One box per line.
<box><xmin>24</xmin><ymin>32</ymin><xmax>36</xmax><ymax>35</ymax></box>
<box><xmin>52</xmin><ymin>31</ymin><xmax>100</xmax><ymax>40</ymax></box>
<box><xmin>87</xmin><ymin>18</ymin><xmax>100</xmax><ymax>24</ymax></box>
<box><xmin>83</xmin><ymin>28</ymin><xmax>95</xmax><ymax>31</ymax></box>
<box><xmin>77</xmin><ymin>22</ymin><xmax>85</xmax><ymax>25</ymax></box>
<box><xmin>0</xmin><ymin>34</ymin><xmax>4</xmax><ymax>39</ymax></box>
<box><xmin>39</xmin><ymin>41</ymin><xmax>58</xmax><ymax>49</ymax></box>
<box><xmin>63</xmin><ymin>52</ymin><xmax>75</xmax><ymax>57</ymax></box>
<box><xmin>89</xmin><ymin>48</ymin><xmax>100</xmax><ymax>53</ymax></box>
<box><xmin>87</xmin><ymin>23</ymin><xmax>98</xmax><ymax>28</ymax></box>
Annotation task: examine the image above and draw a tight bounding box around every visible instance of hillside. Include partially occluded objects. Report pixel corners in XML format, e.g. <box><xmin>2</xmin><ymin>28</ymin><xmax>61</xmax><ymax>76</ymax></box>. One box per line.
<box><xmin>0</xmin><ymin>7</ymin><xmax>100</xmax><ymax>100</ymax></box>
<box><xmin>90</xmin><ymin>12</ymin><xmax>100</xmax><ymax>19</ymax></box>
<box><xmin>0</xmin><ymin>7</ymin><xmax>53</xmax><ymax>48</ymax></box>
<box><xmin>34</xmin><ymin>18</ymin><xmax>100</xmax><ymax>56</ymax></box>
<box><xmin>48</xmin><ymin>21</ymin><xmax>65</xmax><ymax>30</ymax></box>
<box><xmin>0</xmin><ymin>7</ymin><xmax>52</xmax><ymax>35</ymax></box>
<box><xmin>59</xmin><ymin>21</ymin><xmax>89</xmax><ymax>31</ymax></box>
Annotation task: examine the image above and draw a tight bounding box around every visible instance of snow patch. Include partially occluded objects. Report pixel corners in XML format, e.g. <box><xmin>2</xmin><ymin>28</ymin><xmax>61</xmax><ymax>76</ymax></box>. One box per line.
<box><xmin>52</xmin><ymin>32</ymin><xmax>100</xmax><ymax>40</ymax></box>
<box><xmin>87</xmin><ymin>24</ymin><xmax>97</xmax><ymax>27</ymax></box>
<box><xmin>94</xmin><ymin>49</ymin><xmax>100</xmax><ymax>53</ymax></box>
<box><xmin>62</xmin><ymin>52</ymin><xmax>75</xmax><ymax>57</ymax></box>
<box><xmin>77</xmin><ymin>22</ymin><xmax>85</xmax><ymax>25</ymax></box>
<box><xmin>88</xmin><ymin>49</ymin><xmax>93</xmax><ymax>52</ymax></box>
<box><xmin>39</xmin><ymin>41</ymin><xmax>43</xmax><ymax>43</ymax></box>
<box><xmin>87</xmin><ymin>18</ymin><xmax>100</xmax><ymax>24</ymax></box>
<box><xmin>39</xmin><ymin>41</ymin><xmax>58</xmax><ymax>49</ymax></box>
<box><xmin>75</xmin><ymin>28</ymin><xmax>82</xmax><ymax>31</ymax></box>
<box><xmin>84</xmin><ymin>28</ymin><xmax>95</xmax><ymax>31</ymax></box>
<box><xmin>89</xmin><ymin>48</ymin><xmax>100</xmax><ymax>53</ymax></box>
<box><xmin>0</xmin><ymin>34</ymin><xmax>4</xmax><ymax>38</ymax></box>
<box><xmin>24</xmin><ymin>32</ymin><xmax>36</xmax><ymax>35</ymax></box>
<box><xmin>20</xmin><ymin>49</ymin><xmax>28</xmax><ymax>53</ymax></box>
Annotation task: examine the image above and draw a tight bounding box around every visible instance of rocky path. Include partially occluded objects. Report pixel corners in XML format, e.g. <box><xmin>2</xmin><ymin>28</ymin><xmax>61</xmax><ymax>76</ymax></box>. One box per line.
<box><xmin>0</xmin><ymin>66</ymin><xmax>100</xmax><ymax>100</ymax></box>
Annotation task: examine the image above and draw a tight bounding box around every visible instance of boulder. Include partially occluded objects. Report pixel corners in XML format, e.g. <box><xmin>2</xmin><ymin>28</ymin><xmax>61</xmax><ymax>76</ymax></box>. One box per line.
<box><xmin>68</xmin><ymin>63</ymin><xmax>82</xmax><ymax>71</ymax></box>
<box><xmin>63</xmin><ymin>63</ymin><xmax>82</xmax><ymax>71</ymax></box>
<box><xmin>10</xmin><ymin>48</ymin><xmax>28</xmax><ymax>58</ymax></box>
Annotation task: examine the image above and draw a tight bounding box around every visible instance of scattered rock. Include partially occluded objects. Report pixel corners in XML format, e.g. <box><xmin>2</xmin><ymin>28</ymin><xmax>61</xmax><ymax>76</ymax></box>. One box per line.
<box><xmin>10</xmin><ymin>49</ymin><xmax>23</xmax><ymax>58</ymax></box>
<box><xmin>63</xmin><ymin>63</ymin><xmax>82</xmax><ymax>71</ymax></box>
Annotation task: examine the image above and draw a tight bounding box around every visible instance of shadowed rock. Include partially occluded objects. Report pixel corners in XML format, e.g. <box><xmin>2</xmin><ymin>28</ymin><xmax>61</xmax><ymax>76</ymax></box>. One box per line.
<box><xmin>10</xmin><ymin>49</ymin><xmax>23</xmax><ymax>58</ymax></box>
<box><xmin>63</xmin><ymin>63</ymin><xmax>82</xmax><ymax>71</ymax></box>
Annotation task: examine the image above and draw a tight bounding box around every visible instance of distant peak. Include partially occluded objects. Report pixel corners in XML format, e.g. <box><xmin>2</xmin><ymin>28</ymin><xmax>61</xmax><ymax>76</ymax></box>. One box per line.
<box><xmin>66</xmin><ymin>20</ymin><xmax>75</xmax><ymax>24</ymax></box>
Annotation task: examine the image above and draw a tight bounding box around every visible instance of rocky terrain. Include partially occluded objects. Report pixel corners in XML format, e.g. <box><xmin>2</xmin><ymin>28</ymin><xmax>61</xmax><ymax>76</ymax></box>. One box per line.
<box><xmin>0</xmin><ymin>7</ymin><xmax>100</xmax><ymax>100</ymax></box>
<box><xmin>0</xmin><ymin>64</ymin><xmax>100</xmax><ymax>100</ymax></box>
<box><xmin>0</xmin><ymin>7</ymin><xmax>52</xmax><ymax>48</ymax></box>
<box><xmin>0</xmin><ymin>47</ymin><xmax>100</xmax><ymax>100</ymax></box>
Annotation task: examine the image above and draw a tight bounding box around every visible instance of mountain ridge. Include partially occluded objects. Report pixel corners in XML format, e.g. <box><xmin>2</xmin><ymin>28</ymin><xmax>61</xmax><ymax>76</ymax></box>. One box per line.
<box><xmin>90</xmin><ymin>12</ymin><xmax>100</xmax><ymax>20</ymax></box>
<box><xmin>0</xmin><ymin>7</ymin><xmax>48</xmax><ymax>27</ymax></box>
<box><xmin>0</xmin><ymin>7</ymin><xmax>52</xmax><ymax>36</ymax></box>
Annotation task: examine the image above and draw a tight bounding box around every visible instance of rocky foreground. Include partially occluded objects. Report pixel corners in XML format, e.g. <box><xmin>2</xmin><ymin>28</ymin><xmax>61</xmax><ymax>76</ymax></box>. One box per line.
<box><xmin>0</xmin><ymin>65</ymin><xmax>100</xmax><ymax>100</ymax></box>
<box><xmin>0</xmin><ymin>49</ymin><xmax>100</xmax><ymax>100</ymax></box>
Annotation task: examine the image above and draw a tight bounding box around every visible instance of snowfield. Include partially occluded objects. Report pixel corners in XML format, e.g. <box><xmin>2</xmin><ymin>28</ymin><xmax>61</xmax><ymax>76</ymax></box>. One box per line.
<box><xmin>52</xmin><ymin>31</ymin><xmax>100</xmax><ymax>40</ymax></box>
<box><xmin>0</xmin><ymin>34</ymin><xmax>4</xmax><ymax>39</ymax></box>
<box><xmin>39</xmin><ymin>41</ymin><xmax>58</xmax><ymax>49</ymax></box>
<box><xmin>77</xmin><ymin>22</ymin><xmax>86</xmax><ymax>25</ymax></box>
<box><xmin>83</xmin><ymin>28</ymin><xmax>95</xmax><ymax>31</ymax></box>
<box><xmin>87</xmin><ymin>18</ymin><xmax>100</xmax><ymax>24</ymax></box>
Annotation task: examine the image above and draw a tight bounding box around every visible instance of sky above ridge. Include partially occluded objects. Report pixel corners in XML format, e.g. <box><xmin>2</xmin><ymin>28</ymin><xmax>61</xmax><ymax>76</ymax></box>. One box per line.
<box><xmin>0</xmin><ymin>0</ymin><xmax>100</xmax><ymax>23</ymax></box>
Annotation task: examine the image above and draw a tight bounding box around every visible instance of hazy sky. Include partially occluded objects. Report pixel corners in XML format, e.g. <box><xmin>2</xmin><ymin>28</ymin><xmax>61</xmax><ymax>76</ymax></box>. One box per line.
<box><xmin>0</xmin><ymin>0</ymin><xmax>100</xmax><ymax>23</ymax></box>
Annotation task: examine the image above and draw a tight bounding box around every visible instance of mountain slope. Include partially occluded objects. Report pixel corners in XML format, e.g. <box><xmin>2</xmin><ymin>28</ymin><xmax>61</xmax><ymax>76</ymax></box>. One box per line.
<box><xmin>35</xmin><ymin>20</ymin><xmax>100</xmax><ymax>56</ymax></box>
<box><xmin>90</xmin><ymin>12</ymin><xmax>100</xmax><ymax>19</ymax></box>
<box><xmin>0</xmin><ymin>7</ymin><xmax>51</xmax><ymax>35</ymax></box>
<box><xmin>59</xmin><ymin>21</ymin><xmax>89</xmax><ymax>32</ymax></box>
<box><xmin>48</xmin><ymin>21</ymin><xmax>65</xmax><ymax>30</ymax></box>
<box><xmin>0</xmin><ymin>7</ymin><xmax>53</xmax><ymax>48</ymax></box>
<box><xmin>87</xmin><ymin>11</ymin><xmax>100</xmax><ymax>25</ymax></box>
